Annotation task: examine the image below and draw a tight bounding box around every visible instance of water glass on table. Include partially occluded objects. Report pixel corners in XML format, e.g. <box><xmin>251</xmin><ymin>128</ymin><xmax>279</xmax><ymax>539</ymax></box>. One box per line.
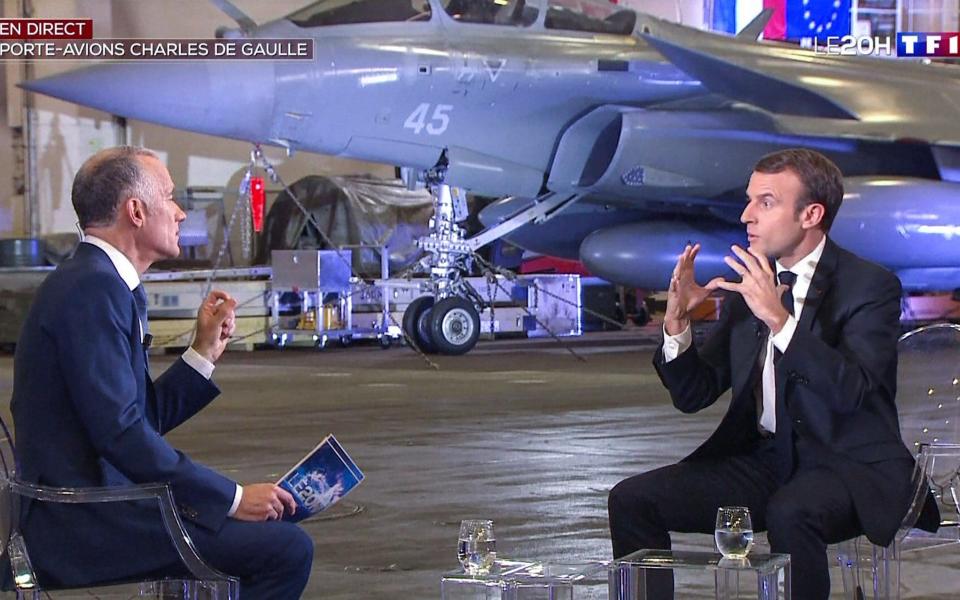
<box><xmin>458</xmin><ymin>519</ymin><xmax>496</xmax><ymax>575</ymax></box>
<box><xmin>715</xmin><ymin>506</ymin><xmax>754</xmax><ymax>559</ymax></box>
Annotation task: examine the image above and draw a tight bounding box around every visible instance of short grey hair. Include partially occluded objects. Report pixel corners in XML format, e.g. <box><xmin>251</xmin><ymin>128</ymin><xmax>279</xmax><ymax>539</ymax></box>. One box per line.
<box><xmin>72</xmin><ymin>146</ymin><xmax>161</xmax><ymax>228</ymax></box>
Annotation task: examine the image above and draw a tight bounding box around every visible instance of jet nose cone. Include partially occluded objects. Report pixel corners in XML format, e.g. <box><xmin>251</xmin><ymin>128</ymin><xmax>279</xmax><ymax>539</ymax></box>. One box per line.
<box><xmin>21</xmin><ymin>61</ymin><xmax>275</xmax><ymax>143</ymax></box>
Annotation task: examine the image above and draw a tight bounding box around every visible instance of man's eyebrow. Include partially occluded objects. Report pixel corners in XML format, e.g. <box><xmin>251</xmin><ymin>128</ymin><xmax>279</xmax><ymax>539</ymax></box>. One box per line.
<box><xmin>744</xmin><ymin>191</ymin><xmax>778</xmax><ymax>205</ymax></box>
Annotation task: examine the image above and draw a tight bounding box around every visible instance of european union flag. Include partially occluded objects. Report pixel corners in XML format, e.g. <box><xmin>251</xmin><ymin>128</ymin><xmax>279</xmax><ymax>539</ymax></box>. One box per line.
<box><xmin>786</xmin><ymin>0</ymin><xmax>851</xmax><ymax>41</ymax></box>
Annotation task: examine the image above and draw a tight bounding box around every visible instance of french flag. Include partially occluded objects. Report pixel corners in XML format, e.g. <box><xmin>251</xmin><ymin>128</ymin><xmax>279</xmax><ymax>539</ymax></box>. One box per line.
<box><xmin>711</xmin><ymin>0</ymin><xmax>851</xmax><ymax>42</ymax></box>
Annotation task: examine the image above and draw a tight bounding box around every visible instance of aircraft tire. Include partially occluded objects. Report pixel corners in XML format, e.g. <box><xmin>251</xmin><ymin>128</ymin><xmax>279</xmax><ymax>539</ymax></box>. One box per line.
<box><xmin>632</xmin><ymin>305</ymin><xmax>650</xmax><ymax>326</ymax></box>
<box><xmin>402</xmin><ymin>296</ymin><xmax>437</xmax><ymax>353</ymax></box>
<box><xmin>429</xmin><ymin>297</ymin><xmax>480</xmax><ymax>355</ymax></box>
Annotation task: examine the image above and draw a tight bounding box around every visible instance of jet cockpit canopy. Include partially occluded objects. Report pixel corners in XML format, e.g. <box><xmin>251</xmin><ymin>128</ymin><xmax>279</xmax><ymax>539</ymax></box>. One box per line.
<box><xmin>285</xmin><ymin>0</ymin><xmax>433</xmax><ymax>27</ymax></box>
<box><xmin>284</xmin><ymin>0</ymin><xmax>634</xmax><ymax>32</ymax></box>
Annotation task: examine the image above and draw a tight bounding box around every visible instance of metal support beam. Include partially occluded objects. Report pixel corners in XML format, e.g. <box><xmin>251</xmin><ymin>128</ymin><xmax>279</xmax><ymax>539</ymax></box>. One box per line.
<box><xmin>466</xmin><ymin>192</ymin><xmax>580</xmax><ymax>252</ymax></box>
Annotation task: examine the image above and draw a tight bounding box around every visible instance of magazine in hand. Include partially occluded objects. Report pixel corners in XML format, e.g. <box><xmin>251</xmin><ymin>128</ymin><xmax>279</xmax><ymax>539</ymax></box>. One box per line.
<box><xmin>277</xmin><ymin>434</ymin><xmax>364</xmax><ymax>523</ymax></box>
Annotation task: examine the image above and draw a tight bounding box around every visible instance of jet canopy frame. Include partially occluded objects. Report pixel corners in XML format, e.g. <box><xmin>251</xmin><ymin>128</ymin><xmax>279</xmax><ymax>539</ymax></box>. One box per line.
<box><xmin>284</xmin><ymin>0</ymin><xmax>635</xmax><ymax>33</ymax></box>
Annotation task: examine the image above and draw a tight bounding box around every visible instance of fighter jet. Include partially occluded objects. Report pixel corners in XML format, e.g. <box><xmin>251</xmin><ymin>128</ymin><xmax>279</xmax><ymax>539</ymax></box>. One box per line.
<box><xmin>22</xmin><ymin>0</ymin><xmax>960</xmax><ymax>354</ymax></box>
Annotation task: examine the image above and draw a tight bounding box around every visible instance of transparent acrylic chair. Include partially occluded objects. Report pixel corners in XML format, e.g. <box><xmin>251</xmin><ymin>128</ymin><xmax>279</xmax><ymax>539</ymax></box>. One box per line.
<box><xmin>836</xmin><ymin>322</ymin><xmax>960</xmax><ymax>600</ymax></box>
<box><xmin>0</xmin><ymin>416</ymin><xmax>239</xmax><ymax>599</ymax></box>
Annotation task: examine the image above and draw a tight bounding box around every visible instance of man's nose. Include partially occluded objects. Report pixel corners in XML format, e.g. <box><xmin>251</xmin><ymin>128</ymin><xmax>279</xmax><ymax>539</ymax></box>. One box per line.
<box><xmin>740</xmin><ymin>203</ymin><xmax>752</xmax><ymax>224</ymax></box>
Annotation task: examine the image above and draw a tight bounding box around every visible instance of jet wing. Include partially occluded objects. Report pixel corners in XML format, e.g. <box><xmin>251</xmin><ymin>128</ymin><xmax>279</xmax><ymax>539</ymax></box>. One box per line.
<box><xmin>638</xmin><ymin>18</ymin><xmax>960</xmax><ymax>146</ymax></box>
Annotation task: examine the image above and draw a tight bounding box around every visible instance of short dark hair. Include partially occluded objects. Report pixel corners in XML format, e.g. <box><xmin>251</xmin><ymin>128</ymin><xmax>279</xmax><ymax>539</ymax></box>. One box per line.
<box><xmin>72</xmin><ymin>146</ymin><xmax>159</xmax><ymax>229</ymax></box>
<box><xmin>753</xmin><ymin>149</ymin><xmax>844</xmax><ymax>231</ymax></box>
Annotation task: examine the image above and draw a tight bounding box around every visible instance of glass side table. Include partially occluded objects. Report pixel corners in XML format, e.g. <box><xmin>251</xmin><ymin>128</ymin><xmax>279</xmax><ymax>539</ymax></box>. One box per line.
<box><xmin>441</xmin><ymin>559</ymin><xmax>610</xmax><ymax>599</ymax></box>
<box><xmin>612</xmin><ymin>550</ymin><xmax>791</xmax><ymax>600</ymax></box>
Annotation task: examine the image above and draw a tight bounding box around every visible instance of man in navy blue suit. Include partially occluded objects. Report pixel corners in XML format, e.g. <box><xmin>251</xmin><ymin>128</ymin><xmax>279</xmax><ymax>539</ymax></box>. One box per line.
<box><xmin>11</xmin><ymin>147</ymin><xmax>313</xmax><ymax>598</ymax></box>
<box><xmin>608</xmin><ymin>149</ymin><xmax>937</xmax><ymax>599</ymax></box>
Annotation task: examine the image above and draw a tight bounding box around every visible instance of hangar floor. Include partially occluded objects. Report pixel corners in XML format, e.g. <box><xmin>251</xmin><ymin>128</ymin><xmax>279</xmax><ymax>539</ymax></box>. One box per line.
<box><xmin>0</xmin><ymin>328</ymin><xmax>957</xmax><ymax>599</ymax></box>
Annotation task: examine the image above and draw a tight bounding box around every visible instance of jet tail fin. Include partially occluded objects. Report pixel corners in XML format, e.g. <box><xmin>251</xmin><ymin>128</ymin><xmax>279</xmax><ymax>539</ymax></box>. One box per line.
<box><xmin>210</xmin><ymin>0</ymin><xmax>257</xmax><ymax>33</ymax></box>
<box><xmin>736</xmin><ymin>8</ymin><xmax>773</xmax><ymax>40</ymax></box>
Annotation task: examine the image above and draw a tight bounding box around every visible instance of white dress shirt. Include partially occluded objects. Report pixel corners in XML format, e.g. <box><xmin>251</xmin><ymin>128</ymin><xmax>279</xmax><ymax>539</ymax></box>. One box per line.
<box><xmin>663</xmin><ymin>236</ymin><xmax>827</xmax><ymax>433</ymax></box>
<box><xmin>82</xmin><ymin>235</ymin><xmax>243</xmax><ymax>515</ymax></box>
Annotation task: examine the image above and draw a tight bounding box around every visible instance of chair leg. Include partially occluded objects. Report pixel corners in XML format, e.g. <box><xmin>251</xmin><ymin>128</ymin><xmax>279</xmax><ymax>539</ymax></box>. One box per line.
<box><xmin>836</xmin><ymin>539</ymin><xmax>865</xmax><ymax>600</ymax></box>
<box><xmin>871</xmin><ymin>540</ymin><xmax>900</xmax><ymax>600</ymax></box>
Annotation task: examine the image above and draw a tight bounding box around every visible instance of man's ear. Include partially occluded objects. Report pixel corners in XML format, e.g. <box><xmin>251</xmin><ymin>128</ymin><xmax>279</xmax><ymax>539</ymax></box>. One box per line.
<box><xmin>124</xmin><ymin>197</ymin><xmax>146</xmax><ymax>228</ymax></box>
<box><xmin>802</xmin><ymin>203</ymin><xmax>825</xmax><ymax>230</ymax></box>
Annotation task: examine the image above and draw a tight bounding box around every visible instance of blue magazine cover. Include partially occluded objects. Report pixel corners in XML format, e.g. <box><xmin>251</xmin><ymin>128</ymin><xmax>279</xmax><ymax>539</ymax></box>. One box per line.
<box><xmin>277</xmin><ymin>434</ymin><xmax>364</xmax><ymax>523</ymax></box>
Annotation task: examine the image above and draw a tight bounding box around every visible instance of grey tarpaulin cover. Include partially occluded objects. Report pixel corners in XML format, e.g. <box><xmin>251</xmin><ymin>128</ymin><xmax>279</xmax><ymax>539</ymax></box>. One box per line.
<box><xmin>257</xmin><ymin>175</ymin><xmax>437</xmax><ymax>277</ymax></box>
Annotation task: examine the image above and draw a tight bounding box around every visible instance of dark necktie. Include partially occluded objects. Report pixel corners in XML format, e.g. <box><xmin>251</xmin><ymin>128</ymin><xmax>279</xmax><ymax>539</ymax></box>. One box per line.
<box><xmin>133</xmin><ymin>284</ymin><xmax>153</xmax><ymax>379</ymax></box>
<box><xmin>771</xmin><ymin>270</ymin><xmax>798</xmax><ymax>481</ymax></box>
<box><xmin>774</xmin><ymin>271</ymin><xmax>797</xmax><ymax>363</ymax></box>
<box><xmin>133</xmin><ymin>284</ymin><xmax>150</xmax><ymax>346</ymax></box>
<box><xmin>779</xmin><ymin>271</ymin><xmax>797</xmax><ymax>317</ymax></box>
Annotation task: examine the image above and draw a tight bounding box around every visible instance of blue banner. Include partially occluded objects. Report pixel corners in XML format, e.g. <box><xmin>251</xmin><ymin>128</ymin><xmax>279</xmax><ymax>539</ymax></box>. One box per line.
<box><xmin>711</xmin><ymin>0</ymin><xmax>737</xmax><ymax>34</ymax></box>
<box><xmin>786</xmin><ymin>0</ymin><xmax>851</xmax><ymax>41</ymax></box>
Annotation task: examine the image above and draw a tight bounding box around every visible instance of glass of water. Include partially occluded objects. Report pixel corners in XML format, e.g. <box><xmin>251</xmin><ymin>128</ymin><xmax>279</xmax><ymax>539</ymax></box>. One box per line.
<box><xmin>715</xmin><ymin>507</ymin><xmax>754</xmax><ymax>559</ymax></box>
<box><xmin>458</xmin><ymin>519</ymin><xmax>496</xmax><ymax>575</ymax></box>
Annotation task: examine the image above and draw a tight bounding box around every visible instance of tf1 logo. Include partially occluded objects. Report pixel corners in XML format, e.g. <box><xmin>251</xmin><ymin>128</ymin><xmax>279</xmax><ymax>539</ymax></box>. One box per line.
<box><xmin>896</xmin><ymin>33</ymin><xmax>960</xmax><ymax>57</ymax></box>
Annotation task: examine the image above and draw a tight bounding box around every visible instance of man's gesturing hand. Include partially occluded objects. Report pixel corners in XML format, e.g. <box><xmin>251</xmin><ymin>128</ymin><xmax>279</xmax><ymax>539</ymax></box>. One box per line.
<box><xmin>233</xmin><ymin>483</ymin><xmax>297</xmax><ymax>522</ymax></box>
<box><xmin>191</xmin><ymin>290</ymin><xmax>237</xmax><ymax>363</ymax></box>
<box><xmin>708</xmin><ymin>245</ymin><xmax>791</xmax><ymax>333</ymax></box>
<box><xmin>664</xmin><ymin>243</ymin><xmax>722</xmax><ymax>335</ymax></box>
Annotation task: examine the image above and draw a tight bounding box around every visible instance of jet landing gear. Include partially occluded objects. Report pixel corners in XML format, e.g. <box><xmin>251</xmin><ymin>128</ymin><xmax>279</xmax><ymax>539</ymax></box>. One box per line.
<box><xmin>403</xmin><ymin>295</ymin><xmax>481</xmax><ymax>355</ymax></box>
<box><xmin>401</xmin><ymin>166</ymin><xmax>580</xmax><ymax>356</ymax></box>
<box><xmin>401</xmin><ymin>173</ymin><xmax>483</xmax><ymax>355</ymax></box>
<box><xmin>402</xmin><ymin>296</ymin><xmax>438</xmax><ymax>354</ymax></box>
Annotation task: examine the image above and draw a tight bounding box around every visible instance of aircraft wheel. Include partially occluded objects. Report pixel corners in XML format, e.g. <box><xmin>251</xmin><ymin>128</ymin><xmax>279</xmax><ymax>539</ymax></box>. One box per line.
<box><xmin>339</xmin><ymin>335</ymin><xmax>352</xmax><ymax>348</ymax></box>
<box><xmin>632</xmin><ymin>305</ymin><xmax>650</xmax><ymax>326</ymax></box>
<box><xmin>402</xmin><ymin>296</ymin><xmax>437</xmax><ymax>353</ymax></box>
<box><xmin>378</xmin><ymin>335</ymin><xmax>392</xmax><ymax>350</ymax></box>
<box><xmin>429</xmin><ymin>297</ymin><xmax>480</xmax><ymax>355</ymax></box>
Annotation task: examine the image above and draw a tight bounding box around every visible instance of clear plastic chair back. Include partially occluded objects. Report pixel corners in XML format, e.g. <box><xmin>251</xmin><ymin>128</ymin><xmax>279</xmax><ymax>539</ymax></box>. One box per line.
<box><xmin>896</xmin><ymin>323</ymin><xmax>960</xmax><ymax>527</ymax></box>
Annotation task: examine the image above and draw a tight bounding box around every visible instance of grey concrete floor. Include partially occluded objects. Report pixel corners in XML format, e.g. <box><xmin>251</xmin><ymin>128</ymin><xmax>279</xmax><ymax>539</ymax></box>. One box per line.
<box><xmin>0</xmin><ymin>328</ymin><xmax>957</xmax><ymax>599</ymax></box>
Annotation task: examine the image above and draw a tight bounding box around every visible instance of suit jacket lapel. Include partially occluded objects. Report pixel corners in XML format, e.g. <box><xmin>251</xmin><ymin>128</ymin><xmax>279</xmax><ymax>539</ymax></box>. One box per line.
<box><xmin>798</xmin><ymin>238</ymin><xmax>838</xmax><ymax>331</ymax></box>
<box><xmin>77</xmin><ymin>241</ymin><xmax>151</xmax><ymax>377</ymax></box>
<box><xmin>731</xmin><ymin>308</ymin><xmax>766</xmax><ymax>401</ymax></box>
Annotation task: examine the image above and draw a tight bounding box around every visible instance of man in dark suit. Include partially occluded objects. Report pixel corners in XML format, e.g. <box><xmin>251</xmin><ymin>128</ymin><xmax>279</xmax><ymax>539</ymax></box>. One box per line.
<box><xmin>607</xmin><ymin>149</ymin><xmax>937</xmax><ymax>599</ymax></box>
<box><xmin>11</xmin><ymin>146</ymin><xmax>313</xmax><ymax>598</ymax></box>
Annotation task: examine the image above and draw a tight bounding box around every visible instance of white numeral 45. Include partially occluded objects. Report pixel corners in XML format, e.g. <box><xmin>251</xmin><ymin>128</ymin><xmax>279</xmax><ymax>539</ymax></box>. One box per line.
<box><xmin>404</xmin><ymin>103</ymin><xmax>453</xmax><ymax>135</ymax></box>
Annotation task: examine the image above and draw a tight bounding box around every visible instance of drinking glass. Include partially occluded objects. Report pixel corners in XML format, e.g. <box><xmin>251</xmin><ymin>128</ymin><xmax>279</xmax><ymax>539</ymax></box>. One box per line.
<box><xmin>458</xmin><ymin>519</ymin><xmax>496</xmax><ymax>575</ymax></box>
<box><xmin>715</xmin><ymin>506</ymin><xmax>754</xmax><ymax>559</ymax></box>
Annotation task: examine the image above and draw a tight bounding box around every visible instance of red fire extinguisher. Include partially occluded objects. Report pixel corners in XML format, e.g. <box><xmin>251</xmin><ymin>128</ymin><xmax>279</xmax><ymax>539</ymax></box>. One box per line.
<box><xmin>250</xmin><ymin>176</ymin><xmax>265</xmax><ymax>233</ymax></box>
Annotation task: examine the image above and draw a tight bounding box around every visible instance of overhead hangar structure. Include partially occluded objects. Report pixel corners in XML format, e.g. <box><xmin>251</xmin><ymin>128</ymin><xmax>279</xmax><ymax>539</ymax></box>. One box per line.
<box><xmin>22</xmin><ymin>0</ymin><xmax>960</xmax><ymax>355</ymax></box>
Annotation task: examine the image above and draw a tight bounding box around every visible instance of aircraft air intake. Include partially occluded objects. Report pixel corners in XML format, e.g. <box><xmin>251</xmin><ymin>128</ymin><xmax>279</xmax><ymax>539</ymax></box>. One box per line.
<box><xmin>549</xmin><ymin>106</ymin><xmax>788</xmax><ymax>201</ymax></box>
